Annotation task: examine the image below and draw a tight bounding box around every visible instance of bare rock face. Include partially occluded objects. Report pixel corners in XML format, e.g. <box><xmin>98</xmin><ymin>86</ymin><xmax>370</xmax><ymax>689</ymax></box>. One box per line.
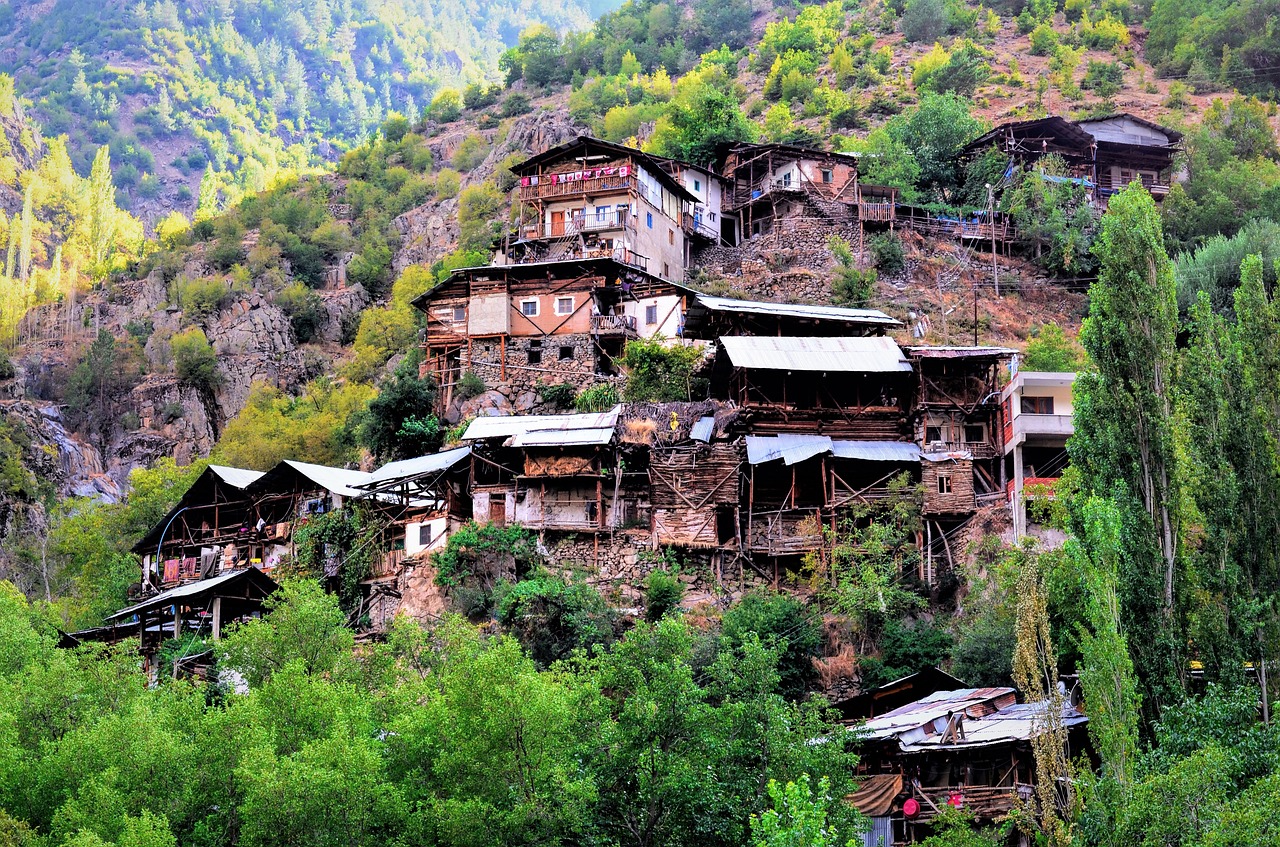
<box><xmin>123</xmin><ymin>375</ymin><xmax>218</xmax><ymax>469</ymax></box>
<box><xmin>391</xmin><ymin>108</ymin><xmax>587</xmax><ymax>277</ymax></box>
<box><xmin>315</xmin><ymin>283</ymin><xmax>370</xmax><ymax>344</ymax></box>
<box><xmin>203</xmin><ymin>291</ymin><xmax>305</xmax><ymax>418</ymax></box>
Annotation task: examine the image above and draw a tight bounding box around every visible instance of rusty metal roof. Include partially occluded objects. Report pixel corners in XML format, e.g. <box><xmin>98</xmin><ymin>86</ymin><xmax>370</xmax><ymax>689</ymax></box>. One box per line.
<box><xmin>720</xmin><ymin>336</ymin><xmax>911</xmax><ymax>373</ymax></box>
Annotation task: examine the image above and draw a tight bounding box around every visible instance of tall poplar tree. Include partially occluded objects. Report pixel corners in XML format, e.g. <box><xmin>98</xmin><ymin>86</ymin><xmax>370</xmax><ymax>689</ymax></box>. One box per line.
<box><xmin>1069</xmin><ymin>185</ymin><xmax>1184</xmax><ymax>720</ymax></box>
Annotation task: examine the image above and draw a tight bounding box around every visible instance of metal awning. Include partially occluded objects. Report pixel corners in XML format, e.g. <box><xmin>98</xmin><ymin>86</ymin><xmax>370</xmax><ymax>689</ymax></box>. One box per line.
<box><xmin>105</xmin><ymin>567</ymin><xmax>277</xmax><ymax>622</ymax></box>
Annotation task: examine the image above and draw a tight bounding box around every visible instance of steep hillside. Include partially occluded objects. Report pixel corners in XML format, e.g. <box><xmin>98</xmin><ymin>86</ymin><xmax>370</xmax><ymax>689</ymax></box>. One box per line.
<box><xmin>0</xmin><ymin>0</ymin><xmax>622</xmax><ymax>222</ymax></box>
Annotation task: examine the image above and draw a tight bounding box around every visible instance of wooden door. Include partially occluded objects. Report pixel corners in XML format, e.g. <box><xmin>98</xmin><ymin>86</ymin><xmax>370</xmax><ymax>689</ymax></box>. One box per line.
<box><xmin>488</xmin><ymin>498</ymin><xmax>507</xmax><ymax>526</ymax></box>
<box><xmin>550</xmin><ymin>210</ymin><xmax>565</xmax><ymax>236</ymax></box>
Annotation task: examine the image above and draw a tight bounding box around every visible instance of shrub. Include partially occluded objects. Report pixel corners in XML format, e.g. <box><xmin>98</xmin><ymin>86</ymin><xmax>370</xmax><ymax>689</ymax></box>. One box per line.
<box><xmin>1022</xmin><ymin>323</ymin><xmax>1085</xmax><ymax>371</ymax></box>
<box><xmin>426</xmin><ymin>89</ymin><xmax>463</xmax><ymax>123</ymax></box>
<box><xmin>620</xmin><ymin>338</ymin><xmax>706</xmax><ymax>402</ymax></box>
<box><xmin>500</xmin><ymin>92</ymin><xmax>532</xmax><ymax>117</ymax></box>
<box><xmin>497</xmin><ymin>572</ymin><xmax>616</xmax><ymax>666</ymax></box>
<box><xmin>275</xmin><ymin>282</ymin><xmax>325</xmax><ymax>343</ymax></box>
<box><xmin>450</xmin><ymin>134</ymin><xmax>490</xmax><ymax>171</ymax></box>
<box><xmin>434</xmin><ymin>169</ymin><xmax>461</xmax><ymax>199</ymax></box>
<box><xmin>357</xmin><ymin>355</ymin><xmax>441</xmax><ymax>461</ymax></box>
<box><xmin>901</xmin><ymin>0</ymin><xmax>948</xmax><ymax>43</ymax></box>
<box><xmin>645</xmin><ymin>569</ymin><xmax>685</xmax><ymax>621</ymax></box>
<box><xmin>537</xmin><ymin>381</ymin><xmax>578</xmax><ymax>409</ymax></box>
<box><xmin>575</xmin><ymin>382</ymin><xmax>620</xmax><ymax>412</ymax></box>
<box><xmin>869</xmin><ymin>233</ymin><xmax>906</xmax><ymax>274</ymax></box>
<box><xmin>722</xmin><ymin>589</ymin><xmax>822</xmax><ymax>698</ymax></box>
<box><xmin>0</xmin><ymin>354</ymin><xmax>13</xmax><ymax>381</ymax></box>
<box><xmin>829</xmin><ymin>235</ymin><xmax>878</xmax><ymax>306</ymax></box>
<box><xmin>1029</xmin><ymin>23</ymin><xmax>1058</xmax><ymax>55</ymax></box>
<box><xmin>1083</xmin><ymin>60</ymin><xmax>1124</xmax><ymax>96</ymax></box>
<box><xmin>170</xmin><ymin>327</ymin><xmax>219</xmax><ymax>391</ymax></box>
<box><xmin>173</xmin><ymin>276</ymin><xmax>231</xmax><ymax>320</ymax></box>
<box><xmin>455</xmin><ymin>370</ymin><xmax>485</xmax><ymax>400</ymax></box>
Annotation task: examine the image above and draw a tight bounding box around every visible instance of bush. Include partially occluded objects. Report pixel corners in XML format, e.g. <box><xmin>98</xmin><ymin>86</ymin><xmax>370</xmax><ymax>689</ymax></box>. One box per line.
<box><xmin>500</xmin><ymin>92</ymin><xmax>532</xmax><ymax>117</ymax></box>
<box><xmin>858</xmin><ymin>619</ymin><xmax>954</xmax><ymax>688</ymax></box>
<box><xmin>829</xmin><ymin>235</ymin><xmax>878</xmax><ymax>306</ymax></box>
<box><xmin>901</xmin><ymin>0</ymin><xmax>948</xmax><ymax>43</ymax></box>
<box><xmin>275</xmin><ymin>282</ymin><xmax>325</xmax><ymax>343</ymax></box>
<box><xmin>357</xmin><ymin>355</ymin><xmax>441</xmax><ymax>461</ymax></box>
<box><xmin>455</xmin><ymin>371</ymin><xmax>485</xmax><ymax>400</ymax></box>
<box><xmin>0</xmin><ymin>354</ymin><xmax>13</xmax><ymax>381</ymax></box>
<box><xmin>620</xmin><ymin>338</ymin><xmax>707</xmax><ymax>402</ymax></box>
<box><xmin>170</xmin><ymin>327</ymin><xmax>219</xmax><ymax>391</ymax></box>
<box><xmin>1083</xmin><ymin>60</ymin><xmax>1124</xmax><ymax>96</ymax></box>
<box><xmin>497</xmin><ymin>572</ymin><xmax>616</xmax><ymax>666</ymax></box>
<box><xmin>869</xmin><ymin>233</ymin><xmax>905</xmax><ymax>274</ymax></box>
<box><xmin>173</xmin><ymin>276</ymin><xmax>231</xmax><ymax>320</ymax></box>
<box><xmin>1022</xmin><ymin>323</ymin><xmax>1085</xmax><ymax>371</ymax></box>
<box><xmin>426</xmin><ymin>89</ymin><xmax>463</xmax><ymax>123</ymax></box>
<box><xmin>645</xmin><ymin>569</ymin><xmax>685</xmax><ymax>621</ymax></box>
<box><xmin>575</xmin><ymin>383</ymin><xmax>620</xmax><ymax>412</ymax></box>
<box><xmin>1029</xmin><ymin>23</ymin><xmax>1058</xmax><ymax>55</ymax></box>
<box><xmin>450</xmin><ymin>134</ymin><xmax>490</xmax><ymax>171</ymax></box>
<box><xmin>537</xmin><ymin>381</ymin><xmax>578</xmax><ymax>409</ymax></box>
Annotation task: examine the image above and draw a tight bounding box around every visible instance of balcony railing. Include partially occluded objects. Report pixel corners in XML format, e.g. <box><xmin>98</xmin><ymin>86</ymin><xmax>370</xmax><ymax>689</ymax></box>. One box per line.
<box><xmin>592</xmin><ymin>314</ymin><xmax>637</xmax><ymax>336</ymax></box>
<box><xmin>519</xmin><ymin>175</ymin><xmax>633</xmax><ymax>202</ymax></box>
<box><xmin>518</xmin><ymin>210</ymin><xmax>635</xmax><ymax>240</ymax></box>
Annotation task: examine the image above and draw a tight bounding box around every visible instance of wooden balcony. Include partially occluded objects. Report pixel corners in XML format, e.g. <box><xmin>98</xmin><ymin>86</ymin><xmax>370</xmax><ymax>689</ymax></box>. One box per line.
<box><xmin>518</xmin><ymin>210</ymin><xmax>635</xmax><ymax>240</ymax></box>
<box><xmin>519</xmin><ymin>174</ymin><xmax>634</xmax><ymax>202</ymax></box>
<box><xmin>592</xmin><ymin>314</ymin><xmax>638</xmax><ymax>336</ymax></box>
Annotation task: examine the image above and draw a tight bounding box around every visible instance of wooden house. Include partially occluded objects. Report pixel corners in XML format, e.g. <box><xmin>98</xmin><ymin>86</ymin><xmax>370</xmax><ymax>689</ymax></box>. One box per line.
<box><xmin>504</xmin><ymin>136</ymin><xmax>700</xmax><ymax>281</ymax></box>
<box><xmin>851</xmin><ymin>687</ymin><xmax>1089</xmax><ymax>846</ymax></box>
<box><xmin>411</xmin><ymin>257</ymin><xmax>692</xmax><ymax>405</ymax></box>
<box><xmin>713</xmin><ymin>335</ymin><xmax>914</xmax><ymax>440</ymax></box>
<box><xmin>963</xmin><ymin>113</ymin><xmax>1182</xmax><ymax>202</ymax></box>
<box><xmin>718</xmin><ymin>141</ymin><xmax>861</xmax><ymax>238</ymax></box>
<box><xmin>460</xmin><ymin>406</ymin><xmax>645</xmax><ymax>534</ymax></box>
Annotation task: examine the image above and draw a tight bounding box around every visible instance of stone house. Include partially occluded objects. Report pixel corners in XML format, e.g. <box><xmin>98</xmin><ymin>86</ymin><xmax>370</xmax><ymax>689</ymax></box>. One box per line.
<box><xmin>411</xmin><ymin>257</ymin><xmax>691</xmax><ymax>406</ymax></box>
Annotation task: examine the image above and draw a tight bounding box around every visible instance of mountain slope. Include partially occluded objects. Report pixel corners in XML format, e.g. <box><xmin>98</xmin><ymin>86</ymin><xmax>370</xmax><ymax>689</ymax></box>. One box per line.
<box><xmin>0</xmin><ymin>0</ymin><xmax>622</xmax><ymax>222</ymax></box>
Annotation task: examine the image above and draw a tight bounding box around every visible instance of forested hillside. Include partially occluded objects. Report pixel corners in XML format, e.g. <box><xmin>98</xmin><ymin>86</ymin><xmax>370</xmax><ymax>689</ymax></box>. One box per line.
<box><xmin>1</xmin><ymin>0</ymin><xmax>1280</xmax><ymax>843</ymax></box>
<box><xmin>0</xmin><ymin>0</ymin><xmax>621</xmax><ymax>220</ymax></box>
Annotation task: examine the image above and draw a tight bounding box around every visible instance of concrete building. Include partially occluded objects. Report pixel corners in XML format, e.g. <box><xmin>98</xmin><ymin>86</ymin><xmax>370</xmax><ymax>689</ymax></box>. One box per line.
<box><xmin>1001</xmin><ymin>370</ymin><xmax>1076</xmax><ymax>537</ymax></box>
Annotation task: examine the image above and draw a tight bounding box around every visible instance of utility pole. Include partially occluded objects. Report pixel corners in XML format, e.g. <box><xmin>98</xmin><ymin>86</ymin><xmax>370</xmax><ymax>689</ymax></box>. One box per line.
<box><xmin>972</xmin><ymin>281</ymin><xmax>979</xmax><ymax>346</ymax></box>
<box><xmin>987</xmin><ymin>183</ymin><xmax>999</xmax><ymax>296</ymax></box>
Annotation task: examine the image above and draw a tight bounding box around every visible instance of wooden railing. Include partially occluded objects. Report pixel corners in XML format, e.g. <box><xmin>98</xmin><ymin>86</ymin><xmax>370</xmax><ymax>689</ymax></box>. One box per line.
<box><xmin>859</xmin><ymin>202</ymin><xmax>896</xmax><ymax>222</ymax></box>
<box><xmin>517</xmin><ymin>210</ymin><xmax>634</xmax><ymax>240</ymax></box>
<box><xmin>519</xmin><ymin>175</ymin><xmax>633</xmax><ymax>202</ymax></box>
<box><xmin>592</xmin><ymin>314</ymin><xmax>637</xmax><ymax>335</ymax></box>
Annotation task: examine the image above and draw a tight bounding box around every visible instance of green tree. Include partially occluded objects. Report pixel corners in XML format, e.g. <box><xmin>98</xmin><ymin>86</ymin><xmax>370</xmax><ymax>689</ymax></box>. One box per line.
<box><xmin>218</xmin><ymin>579</ymin><xmax>355</xmax><ymax>686</ymax></box>
<box><xmin>750</xmin><ymin>775</ymin><xmax>859</xmax><ymax>847</ymax></box>
<box><xmin>1022</xmin><ymin>324</ymin><xmax>1085</xmax><ymax>372</ymax></box>
<box><xmin>620</xmin><ymin>337</ymin><xmax>706</xmax><ymax>401</ymax></box>
<box><xmin>170</xmin><ymin>327</ymin><xmax>219</xmax><ymax>391</ymax></box>
<box><xmin>1070</xmin><ymin>185</ymin><xmax>1184</xmax><ymax>722</ymax></box>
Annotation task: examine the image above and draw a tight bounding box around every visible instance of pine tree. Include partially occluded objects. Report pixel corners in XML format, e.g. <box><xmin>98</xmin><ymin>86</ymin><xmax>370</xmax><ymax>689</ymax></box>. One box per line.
<box><xmin>156</xmin><ymin>87</ymin><xmax>176</xmax><ymax>133</ymax></box>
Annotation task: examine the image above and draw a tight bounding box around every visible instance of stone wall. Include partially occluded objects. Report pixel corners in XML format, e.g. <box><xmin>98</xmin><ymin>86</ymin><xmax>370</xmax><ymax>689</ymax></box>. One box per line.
<box><xmin>462</xmin><ymin>332</ymin><xmax>622</xmax><ymax>405</ymax></box>
<box><xmin>693</xmin><ymin>212</ymin><xmax>863</xmax><ymax>302</ymax></box>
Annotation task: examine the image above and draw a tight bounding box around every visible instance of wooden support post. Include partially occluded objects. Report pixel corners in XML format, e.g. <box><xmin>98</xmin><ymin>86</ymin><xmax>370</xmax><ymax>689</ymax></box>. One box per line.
<box><xmin>211</xmin><ymin>596</ymin><xmax>223</xmax><ymax>641</ymax></box>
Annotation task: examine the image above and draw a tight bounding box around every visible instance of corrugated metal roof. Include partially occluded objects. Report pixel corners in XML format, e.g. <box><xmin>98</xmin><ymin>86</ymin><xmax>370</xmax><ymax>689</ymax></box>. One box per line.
<box><xmin>906</xmin><ymin>345</ymin><xmax>1019</xmax><ymax>359</ymax></box>
<box><xmin>695</xmin><ymin>294</ymin><xmax>902</xmax><ymax>326</ymax></box>
<box><xmin>281</xmin><ymin>460</ymin><xmax>373</xmax><ymax>497</ymax></box>
<box><xmin>690</xmin><ymin>416</ymin><xmax>716</xmax><ymax>443</ymax></box>
<box><xmin>746</xmin><ymin>434</ymin><xmax>833</xmax><ymax>465</ymax></box>
<box><xmin>462</xmin><ymin>406</ymin><xmax>623</xmax><ymax>441</ymax></box>
<box><xmin>720</xmin><ymin>336</ymin><xmax>911</xmax><ymax>373</ymax></box>
<box><xmin>830</xmin><ymin>441</ymin><xmax>921</xmax><ymax>462</ymax></box>
<box><xmin>858</xmin><ymin>688</ymin><xmax>1017</xmax><ymax>741</ymax></box>
<box><xmin>508</xmin><ymin>427</ymin><xmax>615</xmax><ymax>447</ymax></box>
<box><xmin>364</xmin><ymin>447</ymin><xmax>472</xmax><ymax>485</ymax></box>
<box><xmin>106</xmin><ymin>567</ymin><xmax>276</xmax><ymax>622</ymax></box>
<box><xmin>208</xmin><ymin>465</ymin><xmax>266</xmax><ymax>488</ymax></box>
<box><xmin>899</xmin><ymin>701</ymin><xmax>1088</xmax><ymax>751</ymax></box>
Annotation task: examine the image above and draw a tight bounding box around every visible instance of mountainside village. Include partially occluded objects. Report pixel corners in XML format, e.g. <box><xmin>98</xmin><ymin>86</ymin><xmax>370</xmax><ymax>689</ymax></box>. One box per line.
<box><xmin>40</xmin><ymin>114</ymin><xmax>1187</xmax><ymax>844</ymax></box>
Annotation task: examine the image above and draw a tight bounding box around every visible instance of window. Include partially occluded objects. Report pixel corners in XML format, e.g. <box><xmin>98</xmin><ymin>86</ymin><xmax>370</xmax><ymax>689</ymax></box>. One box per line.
<box><xmin>451</xmin><ymin>306</ymin><xmax>465</xmax><ymax>323</ymax></box>
<box><xmin>693</xmin><ymin>179</ymin><xmax>701</xmax><ymax>193</ymax></box>
<box><xmin>595</xmin><ymin>205</ymin><xmax>609</xmax><ymax>222</ymax></box>
<box><xmin>555</xmin><ymin>296</ymin><xmax>574</xmax><ymax>315</ymax></box>
<box><xmin>662</xmin><ymin>262</ymin><xmax>670</xmax><ymax>278</ymax></box>
<box><xmin>645</xmin><ymin>304</ymin><xmax>659</xmax><ymax>325</ymax></box>
<box><xmin>416</xmin><ymin>523</ymin><xmax>433</xmax><ymax>547</ymax></box>
<box><xmin>964</xmin><ymin>425</ymin><xmax>985</xmax><ymax>444</ymax></box>
<box><xmin>937</xmin><ymin>475</ymin><xmax>953</xmax><ymax>494</ymax></box>
<box><xmin>926</xmin><ymin>425</ymin><xmax>943</xmax><ymax>443</ymax></box>
<box><xmin>821</xmin><ymin>169</ymin><xmax>833</xmax><ymax>183</ymax></box>
<box><xmin>709</xmin><ymin>211</ymin><xmax>717</xmax><ymax>221</ymax></box>
<box><xmin>558</xmin><ymin>345</ymin><xmax>574</xmax><ymax>361</ymax></box>
<box><xmin>527</xmin><ymin>340</ymin><xmax>542</xmax><ymax>365</ymax></box>
<box><xmin>1021</xmin><ymin>396</ymin><xmax>1054</xmax><ymax>415</ymax></box>
<box><xmin>781</xmin><ymin>172</ymin><xmax>792</xmax><ymax>187</ymax></box>
<box><xmin>521</xmin><ymin>299</ymin><xmax>539</xmax><ymax>317</ymax></box>
<box><xmin>668</xmin><ymin>229</ymin><xmax>675</xmax><ymax>245</ymax></box>
<box><xmin>646</xmin><ymin>212</ymin><xmax>653</xmax><ymax>228</ymax></box>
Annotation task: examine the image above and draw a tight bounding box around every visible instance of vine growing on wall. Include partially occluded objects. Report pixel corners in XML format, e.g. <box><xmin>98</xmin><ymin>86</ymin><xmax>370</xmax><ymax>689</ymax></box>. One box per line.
<box><xmin>291</xmin><ymin>505</ymin><xmax>386</xmax><ymax>613</ymax></box>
